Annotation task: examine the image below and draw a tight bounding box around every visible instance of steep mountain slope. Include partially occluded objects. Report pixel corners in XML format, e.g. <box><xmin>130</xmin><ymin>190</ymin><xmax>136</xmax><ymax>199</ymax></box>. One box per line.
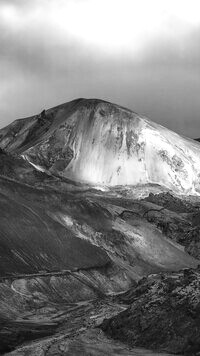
<box><xmin>1</xmin><ymin>98</ymin><xmax>200</xmax><ymax>195</ymax></box>
<box><xmin>0</xmin><ymin>176</ymin><xmax>198</xmax><ymax>279</ymax></box>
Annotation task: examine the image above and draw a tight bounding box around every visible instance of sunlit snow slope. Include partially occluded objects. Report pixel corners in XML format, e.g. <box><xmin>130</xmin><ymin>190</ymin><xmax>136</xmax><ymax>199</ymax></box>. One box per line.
<box><xmin>1</xmin><ymin>98</ymin><xmax>200</xmax><ymax>195</ymax></box>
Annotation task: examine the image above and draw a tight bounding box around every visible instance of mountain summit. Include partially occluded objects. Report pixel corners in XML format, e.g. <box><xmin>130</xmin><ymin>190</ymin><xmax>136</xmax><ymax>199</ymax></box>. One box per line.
<box><xmin>1</xmin><ymin>98</ymin><xmax>200</xmax><ymax>195</ymax></box>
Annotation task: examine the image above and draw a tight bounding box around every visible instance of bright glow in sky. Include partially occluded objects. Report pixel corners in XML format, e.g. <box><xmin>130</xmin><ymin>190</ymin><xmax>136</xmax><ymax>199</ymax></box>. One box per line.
<box><xmin>1</xmin><ymin>0</ymin><xmax>200</xmax><ymax>54</ymax></box>
<box><xmin>55</xmin><ymin>0</ymin><xmax>200</xmax><ymax>53</ymax></box>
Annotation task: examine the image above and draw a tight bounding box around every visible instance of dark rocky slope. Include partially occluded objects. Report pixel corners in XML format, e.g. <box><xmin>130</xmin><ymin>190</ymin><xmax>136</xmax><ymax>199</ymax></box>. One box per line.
<box><xmin>1</xmin><ymin>173</ymin><xmax>200</xmax><ymax>354</ymax></box>
<box><xmin>102</xmin><ymin>267</ymin><xmax>200</xmax><ymax>355</ymax></box>
<box><xmin>0</xmin><ymin>174</ymin><xmax>197</xmax><ymax>279</ymax></box>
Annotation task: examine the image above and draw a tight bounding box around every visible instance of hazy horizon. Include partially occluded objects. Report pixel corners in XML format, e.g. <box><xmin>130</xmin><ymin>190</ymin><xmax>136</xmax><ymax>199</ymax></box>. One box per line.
<box><xmin>0</xmin><ymin>0</ymin><xmax>200</xmax><ymax>138</ymax></box>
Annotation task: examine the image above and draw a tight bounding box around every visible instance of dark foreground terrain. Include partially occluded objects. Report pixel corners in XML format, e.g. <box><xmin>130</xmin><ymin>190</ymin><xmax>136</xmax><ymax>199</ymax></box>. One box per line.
<box><xmin>1</xmin><ymin>99</ymin><xmax>200</xmax><ymax>355</ymax></box>
<box><xmin>1</xmin><ymin>170</ymin><xmax>200</xmax><ymax>355</ymax></box>
<box><xmin>102</xmin><ymin>267</ymin><xmax>200</xmax><ymax>355</ymax></box>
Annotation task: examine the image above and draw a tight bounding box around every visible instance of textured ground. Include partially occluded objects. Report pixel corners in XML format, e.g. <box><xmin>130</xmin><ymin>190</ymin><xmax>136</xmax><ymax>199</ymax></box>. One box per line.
<box><xmin>102</xmin><ymin>267</ymin><xmax>200</xmax><ymax>355</ymax></box>
<box><xmin>1</xmin><ymin>171</ymin><xmax>200</xmax><ymax>354</ymax></box>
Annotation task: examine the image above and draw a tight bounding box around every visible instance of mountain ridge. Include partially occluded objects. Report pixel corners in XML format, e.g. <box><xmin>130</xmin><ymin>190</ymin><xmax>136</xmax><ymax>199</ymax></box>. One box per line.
<box><xmin>1</xmin><ymin>98</ymin><xmax>200</xmax><ymax>195</ymax></box>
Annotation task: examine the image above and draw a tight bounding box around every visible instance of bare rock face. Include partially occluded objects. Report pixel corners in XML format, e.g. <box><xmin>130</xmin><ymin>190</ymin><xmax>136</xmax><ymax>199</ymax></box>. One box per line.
<box><xmin>102</xmin><ymin>268</ymin><xmax>200</xmax><ymax>355</ymax></box>
<box><xmin>1</xmin><ymin>98</ymin><xmax>200</xmax><ymax>195</ymax></box>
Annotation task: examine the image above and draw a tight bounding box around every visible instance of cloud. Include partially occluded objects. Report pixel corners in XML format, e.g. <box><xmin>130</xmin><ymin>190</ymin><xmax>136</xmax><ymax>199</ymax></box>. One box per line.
<box><xmin>0</xmin><ymin>0</ymin><xmax>200</xmax><ymax>137</ymax></box>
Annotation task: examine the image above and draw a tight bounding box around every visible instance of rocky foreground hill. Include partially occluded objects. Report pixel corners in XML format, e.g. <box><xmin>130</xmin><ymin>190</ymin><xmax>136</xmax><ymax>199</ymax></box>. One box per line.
<box><xmin>0</xmin><ymin>99</ymin><xmax>200</xmax><ymax>355</ymax></box>
<box><xmin>102</xmin><ymin>267</ymin><xmax>200</xmax><ymax>355</ymax></box>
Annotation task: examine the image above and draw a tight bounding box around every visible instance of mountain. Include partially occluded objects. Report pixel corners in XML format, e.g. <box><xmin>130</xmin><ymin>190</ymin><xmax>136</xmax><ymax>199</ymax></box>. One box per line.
<box><xmin>1</xmin><ymin>98</ymin><xmax>200</xmax><ymax>195</ymax></box>
<box><xmin>1</xmin><ymin>98</ymin><xmax>200</xmax><ymax>355</ymax></box>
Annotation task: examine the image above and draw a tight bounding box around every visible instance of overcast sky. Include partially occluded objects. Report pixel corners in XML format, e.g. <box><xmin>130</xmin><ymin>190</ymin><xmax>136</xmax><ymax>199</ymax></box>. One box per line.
<box><xmin>0</xmin><ymin>0</ymin><xmax>200</xmax><ymax>137</ymax></box>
